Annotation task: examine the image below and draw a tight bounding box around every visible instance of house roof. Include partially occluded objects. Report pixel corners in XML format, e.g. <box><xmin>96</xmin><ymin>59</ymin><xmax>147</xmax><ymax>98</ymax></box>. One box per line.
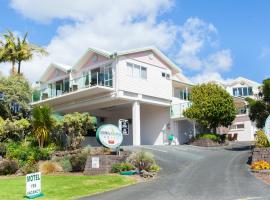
<box><xmin>40</xmin><ymin>62</ymin><xmax>71</xmax><ymax>82</ymax></box>
<box><xmin>73</xmin><ymin>46</ymin><xmax>182</xmax><ymax>73</ymax></box>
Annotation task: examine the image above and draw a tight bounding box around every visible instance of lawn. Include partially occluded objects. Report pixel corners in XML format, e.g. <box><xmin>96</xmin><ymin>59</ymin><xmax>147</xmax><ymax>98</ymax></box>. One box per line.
<box><xmin>0</xmin><ymin>174</ymin><xmax>135</xmax><ymax>200</ymax></box>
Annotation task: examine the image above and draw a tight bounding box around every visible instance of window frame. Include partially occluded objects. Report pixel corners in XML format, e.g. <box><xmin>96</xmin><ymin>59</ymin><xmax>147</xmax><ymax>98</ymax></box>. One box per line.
<box><xmin>126</xmin><ymin>62</ymin><xmax>147</xmax><ymax>80</ymax></box>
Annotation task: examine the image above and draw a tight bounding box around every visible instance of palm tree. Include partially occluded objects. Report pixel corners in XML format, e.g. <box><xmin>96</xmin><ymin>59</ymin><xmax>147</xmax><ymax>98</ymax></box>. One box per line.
<box><xmin>16</xmin><ymin>32</ymin><xmax>48</xmax><ymax>74</ymax></box>
<box><xmin>32</xmin><ymin>105</ymin><xmax>54</xmax><ymax>148</ymax></box>
<box><xmin>0</xmin><ymin>31</ymin><xmax>48</xmax><ymax>74</ymax></box>
<box><xmin>0</xmin><ymin>31</ymin><xmax>17</xmax><ymax>74</ymax></box>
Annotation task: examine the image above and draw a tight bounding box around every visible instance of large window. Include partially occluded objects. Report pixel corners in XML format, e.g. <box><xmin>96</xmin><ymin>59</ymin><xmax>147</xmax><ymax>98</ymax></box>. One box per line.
<box><xmin>174</xmin><ymin>88</ymin><xmax>189</xmax><ymax>100</ymax></box>
<box><xmin>126</xmin><ymin>62</ymin><xmax>147</xmax><ymax>80</ymax></box>
<box><xmin>232</xmin><ymin>87</ymin><xmax>253</xmax><ymax>96</ymax></box>
<box><xmin>230</xmin><ymin>123</ymin><xmax>245</xmax><ymax>130</ymax></box>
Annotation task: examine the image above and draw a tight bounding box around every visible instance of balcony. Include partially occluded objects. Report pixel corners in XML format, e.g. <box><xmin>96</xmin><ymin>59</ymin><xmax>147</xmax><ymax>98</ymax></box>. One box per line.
<box><xmin>32</xmin><ymin>71</ymin><xmax>113</xmax><ymax>103</ymax></box>
<box><xmin>170</xmin><ymin>102</ymin><xmax>192</xmax><ymax>119</ymax></box>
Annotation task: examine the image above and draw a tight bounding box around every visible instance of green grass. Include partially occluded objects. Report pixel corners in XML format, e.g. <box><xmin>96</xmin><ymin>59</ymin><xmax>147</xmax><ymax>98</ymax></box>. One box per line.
<box><xmin>0</xmin><ymin>174</ymin><xmax>135</xmax><ymax>200</ymax></box>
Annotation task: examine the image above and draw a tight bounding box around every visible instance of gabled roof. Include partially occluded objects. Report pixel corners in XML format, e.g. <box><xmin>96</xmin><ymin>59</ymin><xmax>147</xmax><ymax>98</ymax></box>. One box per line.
<box><xmin>226</xmin><ymin>77</ymin><xmax>260</xmax><ymax>87</ymax></box>
<box><xmin>73</xmin><ymin>46</ymin><xmax>181</xmax><ymax>73</ymax></box>
<box><xmin>117</xmin><ymin>46</ymin><xmax>181</xmax><ymax>73</ymax></box>
<box><xmin>172</xmin><ymin>73</ymin><xmax>194</xmax><ymax>86</ymax></box>
<box><xmin>40</xmin><ymin>62</ymin><xmax>71</xmax><ymax>82</ymax></box>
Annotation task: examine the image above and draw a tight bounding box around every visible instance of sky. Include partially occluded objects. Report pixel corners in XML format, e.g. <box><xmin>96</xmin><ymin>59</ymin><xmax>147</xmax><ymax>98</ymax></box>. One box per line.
<box><xmin>0</xmin><ymin>0</ymin><xmax>269</xmax><ymax>84</ymax></box>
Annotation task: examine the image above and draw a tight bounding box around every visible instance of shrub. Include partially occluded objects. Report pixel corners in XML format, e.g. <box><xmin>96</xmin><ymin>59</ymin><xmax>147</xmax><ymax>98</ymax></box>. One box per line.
<box><xmin>69</xmin><ymin>153</ymin><xmax>87</xmax><ymax>172</ymax></box>
<box><xmin>196</xmin><ymin>133</ymin><xmax>221</xmax><ymax>142</ymax></box>
<box><xmin>251</xmin><ymin>161</ymin><xmax>270</xmax><ymax>170</ymax></box>
<box><xmin>255</xmin><ymin>130</ymin><xmax>270</xmax><ymax>148</ymax></box>
<box><xmin>127</xmin><ymin>151</ymin><xmax>156</xmax><ymax>171</ymax></box>
<box><xmin>111</xmin><ymin>162</ymin><xmax>135</xmax><ymax>173</ymax></box>
<box><xmin>0</xmin><ymin>159</ymin><xmax>18</xmax><ymax>175</ymax></box>
<box><xmin>53</xmin><ymin>156</ymin><xmax>72</xmax><ymax>172</ymax></box>
<box><xmin>21</xmin><ymin>162</ymin><xmax>38</xmax><ymax>174</ymax></box>
<box><xmin>0</xmin><ymin>143</ymin><xmax>6</xmax><ymax>156</ymax></box>
<box><xmin>149</xmin><ymin>164</ymin><xmax>160</xmax><ymax>172</ymax></box>
<box><xmin>39</xmin><ymin>161</ymin><xmax>63</xmax><ymax>174</ymax></box>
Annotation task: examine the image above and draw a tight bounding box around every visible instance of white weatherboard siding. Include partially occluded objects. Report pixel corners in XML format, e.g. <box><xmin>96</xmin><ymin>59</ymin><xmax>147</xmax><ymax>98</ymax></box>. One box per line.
<box><xmin>117</xmin><ymin>56</ymin><xmax>172</xmax><ymax>101</ymax></box>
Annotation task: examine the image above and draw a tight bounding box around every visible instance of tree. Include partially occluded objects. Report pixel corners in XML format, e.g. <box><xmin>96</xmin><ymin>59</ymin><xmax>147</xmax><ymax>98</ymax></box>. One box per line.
<box><xmin>0</xmin><ymin>31</ymin><xmax>48</xmax><ymax>74</ymax></box>
<box><xmin>184</xmin><ymin>83</ymin><xmax>236</xmax><ymax>132</ymax></box>
<box><xmin>32</xmin><ymin>105</ymin><xmax>54</xmax><ymax>148</ymax></box>
<box><xmin>0</xmin><ymin>75</ymin><xmax>32</xmax><ymax>119</ymax></box>
<box><xmin>247</xmin><ymin>78</ymin><xmax>270</xmax><ymax>128</ymax></box>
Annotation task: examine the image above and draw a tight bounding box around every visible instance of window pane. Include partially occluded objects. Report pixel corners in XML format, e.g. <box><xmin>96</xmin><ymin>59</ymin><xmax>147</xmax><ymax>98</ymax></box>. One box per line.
<box><xmin>141</xmin><ymin>67</ymin><xmax>147</xmax><ymax>79</ymax></box>
<box><xmin>243</xmin><ymin>87</ymin><xmax>248</xmax><ymax>96</ymax></box>
<box><xmin>126</xmin><ymin>63</ymin><xmax>133</xmax><ymax>76</ymax></box>
<box><xmin>237</xmin><ymin>124</ymin><xmax>244</xmax><ymax>129</ymax></box>
<box><xmin>248</xmin><ymin>87</ymin><xmax>253</xmax><ymax>95</ymax></box>
<box><xmin>238</xmin><ymin>88</ymin><xmax>242</xmax><ymax>96</ymax></box>
<box><xmin>233</xmin><ymin>88</ymin><xmax>237</xmax><ymax>96</ymax></box>
<box><xmin>133</xmin><ymin>64</ymin><xmax>140</xmax><ymax>78</ymax></box>
<box><xmin>162</xmin><ymin>72</ymin><xmax>166</xmax><ymax>77</ymax></box>
<box><xmin>174</xmin><ymin>88</ymin><xmax>180</xmax><ymax>98</ymax></box>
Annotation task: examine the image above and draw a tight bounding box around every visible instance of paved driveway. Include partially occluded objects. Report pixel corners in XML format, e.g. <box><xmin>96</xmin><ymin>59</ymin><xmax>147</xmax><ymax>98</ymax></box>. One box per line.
<box><xmin>79</xmin><ymin>142</ymin><xmax>270</xmax><ymax>200</ymax></box>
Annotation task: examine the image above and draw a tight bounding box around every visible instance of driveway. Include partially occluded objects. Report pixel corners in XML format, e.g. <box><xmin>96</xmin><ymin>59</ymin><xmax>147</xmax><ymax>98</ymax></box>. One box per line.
<box><xmin>79</xmin><ymin>142</ymin><xmax>270</xmax><ymax>200</ymax></box>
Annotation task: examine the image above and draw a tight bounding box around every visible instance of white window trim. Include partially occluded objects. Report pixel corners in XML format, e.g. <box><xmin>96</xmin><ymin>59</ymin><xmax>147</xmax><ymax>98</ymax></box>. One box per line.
<box><xmin>126</xmin><ymin>62</ymin><xmax>147</xmax><ymax>80</ymax></box>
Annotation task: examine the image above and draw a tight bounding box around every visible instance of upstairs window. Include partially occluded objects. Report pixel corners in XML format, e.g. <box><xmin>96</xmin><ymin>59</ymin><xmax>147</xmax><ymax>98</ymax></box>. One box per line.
<box><xmin>162</xmin><ymin>72</ymin><xmax>170</xmax><ymax>80</ymax></box>
<box><xmin>126</xmin><ymin>62</ymin><xmax>147</xmax><ymax>80</ymax></box>
<box><xmin>232</xmin><ymin>87</ymin><xmax>253</xmax><ymax>96</ymax></box>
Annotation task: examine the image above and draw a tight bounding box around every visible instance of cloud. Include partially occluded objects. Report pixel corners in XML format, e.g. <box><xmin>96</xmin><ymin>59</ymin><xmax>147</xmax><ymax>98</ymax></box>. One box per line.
<box><xmin>9</xmin><ymin>0</ymin><xmax>178</xmax><ymax>82</ymax></box>
<box><xmin>259</xmin><ymin>47</ymin><xmax>270</xmax><ymax>59</ymax></box>
<box><xmin>8</xmin><ymin>1</ymin><xmax>233</xmax><ymax>84</ymax></box>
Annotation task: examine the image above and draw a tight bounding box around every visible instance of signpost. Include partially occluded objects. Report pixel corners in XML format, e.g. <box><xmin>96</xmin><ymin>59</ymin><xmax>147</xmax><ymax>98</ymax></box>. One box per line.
<box><xmin>92</xmin><ymin>157</ymin><xmax>100</xmax><ymax>168</ymax></box>
<box><xmin>264</xmin><ymin>115</ymin><xmax>270</xmax><ymax>143</ymax></box>
<box><xmin>25</xmin><ymin>172</ymin><xmax>44</xmax><ymax>199</ymax></box>
<box><xmin>96</xmin><ymin>124</ymin><xmax>123</xmax><ymax>149</ymax></box>
<box><xmin>119</xmin><ymin>119</ymin><xmax>129</xmax><ymax>135</ymax></box>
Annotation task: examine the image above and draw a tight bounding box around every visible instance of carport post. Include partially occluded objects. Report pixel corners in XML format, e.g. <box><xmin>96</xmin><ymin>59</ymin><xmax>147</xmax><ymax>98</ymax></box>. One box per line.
<box><xmin>132</xmin><ymin>101</ymin><xmax>141</xmax><ymax>145</ymax></box>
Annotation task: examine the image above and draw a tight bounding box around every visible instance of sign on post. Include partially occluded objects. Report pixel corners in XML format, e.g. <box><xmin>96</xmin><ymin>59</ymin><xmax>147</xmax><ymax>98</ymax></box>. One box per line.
<box><xmin>96</xmin><ymin>124</ymin><xmax>123</xmax><ymax>149</ymax></box>
<box><xmin>25</xmin><ymin>172</ymin><xmax>43</xmax><ymax>199</ymax></box>
<box><xmin>119</xmin><ymin>119</ymin><xmax>129</xmax><ymax>135</ymax></box>
<box><xmin>92</xmin><ymin>157</ymin><xmax>100</xmax><ymax>168</ymax></box>
<box><xmin>264</xmin><ymin>115</ymin><xmax>270</xmax><ymax>143</ymax></box>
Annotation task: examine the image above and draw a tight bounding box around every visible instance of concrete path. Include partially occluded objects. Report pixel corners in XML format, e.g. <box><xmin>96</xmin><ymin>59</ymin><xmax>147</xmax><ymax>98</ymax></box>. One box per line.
<box><xmin>79</xmin><ymin>142</ymin><xmax>270</xmax><ymax>200</ymax></box>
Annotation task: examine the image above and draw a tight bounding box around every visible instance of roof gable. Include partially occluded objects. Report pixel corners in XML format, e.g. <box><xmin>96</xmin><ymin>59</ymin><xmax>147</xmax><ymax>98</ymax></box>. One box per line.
<box><xmin>40</xmin><ymin>63</ymin><xmax>71</xmax><ymax>82</ymax></box>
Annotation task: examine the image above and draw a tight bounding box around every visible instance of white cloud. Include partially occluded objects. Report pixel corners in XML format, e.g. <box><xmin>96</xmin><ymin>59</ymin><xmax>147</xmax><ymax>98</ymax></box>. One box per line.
<box><xmin>8</xmin><ymin>1</ymin><xmax>233</xmax><ymax>84</ymax></box>
<box><xmin>9</xmin><ymin>0</ymin><xmax>178</xmax><ymax>82</ymax></box>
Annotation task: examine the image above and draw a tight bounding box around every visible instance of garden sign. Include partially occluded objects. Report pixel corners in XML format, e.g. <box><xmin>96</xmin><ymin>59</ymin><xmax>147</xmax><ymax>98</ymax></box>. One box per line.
<box><xmin>25</xmin><ymin>172</ymin><xmax>44</xmax><ymax>199</ymax></box>
<box><xmin>96</xmin><ymin>124</ymin><xmax>123</xmax><ymax>149</ymax></box>
<box><xmin>264</xmin><ymin>115</ymin><xmax>270</xmax><ymax>143</ymax></box>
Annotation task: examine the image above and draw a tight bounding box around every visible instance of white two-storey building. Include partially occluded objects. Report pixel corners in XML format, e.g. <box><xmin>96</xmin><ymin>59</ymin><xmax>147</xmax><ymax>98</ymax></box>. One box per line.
<box><xmin>211</xmin><ymin>77</ymin><xmax>260</xmax><ymax>141</ymax></box>
<box><xmin>32</xmin><ymin>47</ymin><xmax>196</xmax><ymax>146</ymax></box>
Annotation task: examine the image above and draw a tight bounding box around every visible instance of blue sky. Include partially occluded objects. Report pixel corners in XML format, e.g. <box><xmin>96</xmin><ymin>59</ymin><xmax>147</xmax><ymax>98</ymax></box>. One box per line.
<box><xmin>0</xmin><ymin>0</ymin><xmax>269</xmax><ymax>83</ymax></box>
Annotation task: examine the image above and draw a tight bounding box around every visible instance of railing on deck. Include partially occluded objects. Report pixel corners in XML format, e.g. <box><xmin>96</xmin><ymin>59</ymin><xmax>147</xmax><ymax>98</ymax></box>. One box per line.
<box><xmin>170</xmin><ymin>102</ymin><xmax>192</xmax><ymax>118</ymax></box>
<box><xmin>32</xmin><ymin>72</ymin><xmax>113</xmax><ymax>102</ymax></box>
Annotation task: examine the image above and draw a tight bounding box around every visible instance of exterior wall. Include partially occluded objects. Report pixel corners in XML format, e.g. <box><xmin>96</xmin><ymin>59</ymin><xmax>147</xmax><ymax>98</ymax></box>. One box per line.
<box><xmin>117</xmin><ymin>53</ymin><xmax>172</xmax><ymax>100</ymax></box>
<box><xmin>178</xmin><ymin>119</ymin><xmax>195</xmax><ymax>144</ymax></box>
<box><xmin>228</xmin><ymin>114</ymin><xmax>256</xmax><ymax>141</ymax></box>
<box><xmin>140</xmin><ymin>105</ymin><xmax>170</xmax><ymax>145</ymax></box>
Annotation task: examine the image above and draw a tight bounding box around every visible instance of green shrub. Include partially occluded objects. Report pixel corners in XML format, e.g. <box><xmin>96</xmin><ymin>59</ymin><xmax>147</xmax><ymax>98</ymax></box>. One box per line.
<box><xmin>0</xmin><ymin>143</ymin><xmax>6</xmax><ymax>156</ymax></box>
<box><xmin>21</xmin><ymin>162</ymin><xmax>38</xmax><ymax>174</ymax></box>
<box><xmin>0</xmin><ymin>159</ymin><xmax>18</xmax><ymax>175</ymax></box>
<box><xmin>39</xmin><ymin>161</ymin><xmax>63</xmax><ymax>174</ymax></box>
<box><xmin>255</xmin><ymin>130</ymin><xmax>270</xmax><ymax>148</ymax></box>
<box><xmin>111</xmin><ymin>162</ymin><xmax>135</xmax><ymax>173</ymax></box>
<box><xmin>53</xmin><ymin>156</ymin><xmax>72</xmax><ymax>172</ymax></box>
<box><xmin>149</xmin><ymin>164</ymin><xmax>160</xmax><ymax>172</ymax></box>
<box><xmin>196</xmin><ymin>133</ymin><xmax>221</xmax><ymax>142</ymax></box>
<box><xmin>70</xmin><ymin>153</ymin><xmax>87</xmax><ymax>172</ymax></box>
<box><xmin>127</xmin><ymin>151</ymin><xmax>156</xmax><ymax>171</ymax></box>
<box><xmin>6</xmin><ymin>141</ymin><xmax>55</xmax><ymax>167</ymax></box>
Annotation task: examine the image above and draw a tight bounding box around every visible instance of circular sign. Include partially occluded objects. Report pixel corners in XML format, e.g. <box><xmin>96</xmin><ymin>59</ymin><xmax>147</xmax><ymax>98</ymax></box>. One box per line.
<box><xmin>264</xmin><ymin>115</ymin><xmax>270</xmax><ymax>143</ymax></box>
<box><xmin>96</xmin><ymin>124</ymin><xmax>123</xmax><ymax>149</ymax></box>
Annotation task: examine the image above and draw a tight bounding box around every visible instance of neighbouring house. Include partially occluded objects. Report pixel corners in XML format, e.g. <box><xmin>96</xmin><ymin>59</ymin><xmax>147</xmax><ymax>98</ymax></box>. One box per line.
<box><xmin>32</xmin><ymin>46</ymin><xmax>197</xmax><ymax>145</ymax></box>
<box><xmin>210</xmin><ymin>77</ymin><xmax>260</xmax><ymax>141</ymax></box>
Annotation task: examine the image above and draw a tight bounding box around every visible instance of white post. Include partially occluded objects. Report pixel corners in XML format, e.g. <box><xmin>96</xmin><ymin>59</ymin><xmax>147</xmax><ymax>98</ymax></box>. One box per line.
<box><xmin>132</xmin><ymin>101</ymin><xmax>141</xmax><ymax>145</ymax></box>
<box><xmin>193</xmin><ymin>121</ymin><xmax>196</xmax><ymax>138</ymax></box>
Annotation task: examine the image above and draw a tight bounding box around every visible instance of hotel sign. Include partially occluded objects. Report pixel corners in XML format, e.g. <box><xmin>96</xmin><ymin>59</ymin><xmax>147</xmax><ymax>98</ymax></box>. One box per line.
<box><xmin>96</xmin><ymin>124</ymin><xmax>123</xmax><ymax>149</ymax></box>
<box><xmin>265</xmin><ymin>115</ymin><xmax>270</xmax><ymax>143</ymax></box>
<box><xmin>26</xmin><ymin>172</ymin><xmax>43</xmax><ymax>198</ymax></box>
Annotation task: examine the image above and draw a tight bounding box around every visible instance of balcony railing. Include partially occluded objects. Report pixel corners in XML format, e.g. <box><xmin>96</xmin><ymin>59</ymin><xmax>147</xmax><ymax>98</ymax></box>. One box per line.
<box><xmin>32</xmin><ymin>72</ymin><xmax>113</xmax><ymax>102</ymax></box>
<box><xmin>170</xmin><ymin>102</ymin><xmax>192</xmax><ymax>119</ymax></box>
